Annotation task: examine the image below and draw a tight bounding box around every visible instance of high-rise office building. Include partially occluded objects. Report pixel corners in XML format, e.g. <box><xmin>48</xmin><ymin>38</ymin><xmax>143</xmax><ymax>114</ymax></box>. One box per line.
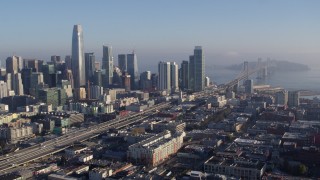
<box><xmin>65</xmin><ymin>55</ymin><xmax>72</xmax><ymax>70</ymax></box>
<box><xmin>71</xmin><ymin>25</ymin><xmax>85</xmax><ymax>88</ymax></box>
<box><xmin>6</xmin><ymin>73</ymin><xmax>12</xmax><ymax>91</ymax></box>
<box><xmin>180</xmin><ymin>61</ymin><xmax>189</xmax><ymax>90</ymax></box>
<box><xmin>85</xmin><ymin>52</ymin><xmax>95</xmax><ymax>82</ymax></box>
<box><xmin>38</xmin><ymin>88</ymin><xmax>66</xmax><ymax>108</ymax></box>
<box><xmin>288</xmin><ymin>91</ymin><xmax>300</xmax><ymax>107</ymax></box>
<box><xmin>188</xmin><ymin>55</ymin><xmax>195</xmax><ymax>91</ymax></box>
<box><xmin>151</xmin><ymin>73</ymin><xmax>158</xmax><ymax>91</ymax></box>
<box><xmin>30</xmin><ymin>72</ymin><xmax>44</xmax><ymax>97</ymax></box>
<box><xmin>275</xmin><ymin>90</ymin><xmax>288</xmax><ymax>106</ymax></box>
<box><xmin>51</xmin><ymin>55</ymin><xmax>61</xmax><ymax>64</ymax></box>
<box><xmin>102</xmin><ymin>46</ymin><xmax>113</xmax><ymax>88</ymax></box>
<box><xmin>170</xmin><ymin>62</ymin><xmax>179</xmax><ymax>92</ymax></box>
<box><xmin>140</xmin><ymin>71</ymin><xmax>152</xmax><ymax>91</ymax></box>
<box><xmin>26</xmin><ymin>59</ymin><xmax>40</xmax><ymax>72</ymax></box>
<box><xmin>0</xmin><ymin>81</ymin><xmax>8</xmax><ymax>98</ymax></box>
<box><xmin>193</xmin><ymin>46</ymin><xmax>205</xmax><ymax>91</ymax></box>
<box><xmin>121</xmin><ymin>72</ymin><xmax>131</xmax><ymax>91</ymax></box>
<box><xmin>6</xmin><ymin>56</ymin><xmax>21</xmax><ymax>74</ymax></box>
<box><xmin>244</xmin><ymin>79</ymin><xmax>254</xmax><ymax>94</ymax></box>
<box><xmin>12</xmin><ymin>73</ymin><xmax>24</xmax><ymax>95</ymax></box>
<box><xmin>42</xmin><ymin>63</ymin><xmax>57</xmax><ymax>88</ymax></box>
<box><xmin>118</xmin><ymin>54</ymin><xmax>127</xmax><ymax>72</ymax></box>
<box><xmin>112</xmin><ymin>67</ymin><xmax>123</xmax><ymax>88</ymax></box>
<box><xmin>158</xmin><ymin>62</ymin><xmax>171</xmax><ymax>92</ymax></box>
<box><xmin>127</xmin><ymin>52</ymin><xmax>139</xmax><ymax>90</ymax></box>
<box><xmin>21</xmin><ymin>68</ymin><xmax>33</xmax><ymax>94</ymax></box>
<box><xmin>93</xmin><ymin>70</ymin><xmax>102</xmax><ymax>87</ymax></box>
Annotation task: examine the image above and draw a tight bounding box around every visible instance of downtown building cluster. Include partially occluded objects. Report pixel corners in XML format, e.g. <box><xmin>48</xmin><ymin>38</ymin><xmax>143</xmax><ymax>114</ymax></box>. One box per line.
<box><xmin>0</xmin><ymin>24</ymin><xmax>209</xmax><ymax>113</ymax></box>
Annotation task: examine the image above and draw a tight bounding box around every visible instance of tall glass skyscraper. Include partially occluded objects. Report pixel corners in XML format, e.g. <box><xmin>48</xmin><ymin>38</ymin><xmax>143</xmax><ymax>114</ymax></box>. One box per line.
<box><xmin>118</xmin><ymin>54</ymin><xmax>127</xmax><ymax>72</ymax></box>
<box><xmin>180</xmin><ymin>60</ymin><xmax>189</xmax><ymax>90</ymax></box>
<box><xmin>127</xmin><ymin>52</ymin><xmax>139</xmax><ymax>90</ymax></box>
<box><xmin>189</xmin><ymin>46</ymin><xmax>205</xmax><ymax>92</ymax></box>
<box><xmin>71</xmin><ymin>25</ymin><xmax>85</xmax><ymax>88</ymax></box>
<box><xmin>85</xmin><ymin>52</ymin><xmax>95</xmax><ymax>83</ymax></box>
<box><xmin>194</xmin><ymin>46</ymin><xmax>205</xmax><ymax>91</ymax></box>
<box><xmin>102</xmin><ymin>45</ymin><xmax>113</xmax><ymax>88</ymax></box>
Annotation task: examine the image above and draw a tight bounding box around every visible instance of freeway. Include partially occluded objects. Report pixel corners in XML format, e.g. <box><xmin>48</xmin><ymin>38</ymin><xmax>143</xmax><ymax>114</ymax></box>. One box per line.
<box><xmin>0</xmin><ymin>102</ymin><xmax>171</xmax><ymax>173</ymax></box>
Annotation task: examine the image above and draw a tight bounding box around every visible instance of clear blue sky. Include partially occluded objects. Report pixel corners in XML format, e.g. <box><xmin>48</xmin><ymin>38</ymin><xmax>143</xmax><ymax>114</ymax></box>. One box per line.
<box><xmin>0</xmin><ymin>0</ymin><xmax>319</xmax><ymax>70</ymax></box>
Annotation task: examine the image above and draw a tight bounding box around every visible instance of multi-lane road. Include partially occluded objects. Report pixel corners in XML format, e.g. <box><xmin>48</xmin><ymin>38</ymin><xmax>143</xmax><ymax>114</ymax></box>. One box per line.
<box><xmin>0</xmin><ymin>102</ymin><xmax>171</xmax><ymax>173</ymax></box>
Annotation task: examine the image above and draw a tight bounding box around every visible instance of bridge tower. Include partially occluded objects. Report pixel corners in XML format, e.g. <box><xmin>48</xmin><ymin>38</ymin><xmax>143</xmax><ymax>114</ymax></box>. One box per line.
<box><xmin>257</xmin><ymin>58</ymin><xmax>263</xmax><ymax>79</ymax></box>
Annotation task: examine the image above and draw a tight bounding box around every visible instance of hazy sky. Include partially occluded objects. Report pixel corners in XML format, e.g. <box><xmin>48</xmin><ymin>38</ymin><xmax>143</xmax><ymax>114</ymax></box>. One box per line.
<box><xmin>0</xmin><ymin>0</ymin><xmax>319</xmax><ymax>71</ymax></box>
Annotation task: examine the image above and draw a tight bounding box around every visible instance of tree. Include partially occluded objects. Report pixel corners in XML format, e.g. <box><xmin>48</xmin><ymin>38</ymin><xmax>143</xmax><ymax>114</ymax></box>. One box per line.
<box><xmin>298</xmin><ymin>164</ymin><xmax>307</xmax><ymax>175</ymax></box>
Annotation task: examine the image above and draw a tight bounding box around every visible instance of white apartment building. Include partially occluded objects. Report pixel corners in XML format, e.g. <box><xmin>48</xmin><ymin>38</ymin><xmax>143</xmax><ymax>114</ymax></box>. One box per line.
<box><xmin>127</xmin><ymin>130</ymin><xmax>185</xmax><ymax>167</ymax></box>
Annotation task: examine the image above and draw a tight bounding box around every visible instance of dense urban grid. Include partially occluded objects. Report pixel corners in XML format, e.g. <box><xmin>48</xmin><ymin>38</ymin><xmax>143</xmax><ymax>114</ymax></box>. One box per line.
<box><xmin>0</xmin><ymin>25</ymin><xmax>319</xmax><ymax>180</ymax></box>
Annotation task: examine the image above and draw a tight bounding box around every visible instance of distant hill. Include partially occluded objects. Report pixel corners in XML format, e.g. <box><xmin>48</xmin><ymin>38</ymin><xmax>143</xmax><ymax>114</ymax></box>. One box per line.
<box><xmin>225</xmin><ymin>60</ymin><xmax>310</xmax><ymax>72</ymax></box>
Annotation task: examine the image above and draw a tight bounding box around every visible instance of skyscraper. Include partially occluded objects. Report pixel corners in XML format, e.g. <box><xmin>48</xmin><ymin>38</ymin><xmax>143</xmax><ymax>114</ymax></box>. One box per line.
<box><xmin>127</xmin><ymin>52</ymin><xmax>139</xmax><ymax>90</ymax></box>
<box><xmin>140</xmin><ymin>71</ymin><xmax>152</xmax><ymax>91</ymax></box>
<box><xmin>193</xmin><ymin>46</ymin><xmax>205</xmax><ymax>91</ymax></box>
<box><xmin>288</xmin><ymin>91</ymin><xmax>300</xmax><ymax>107</ymax></box>
<box><xmin>27</xmin><ymin>59</ymin><xmax>40</xmax><ymax>72</ymax></box>
<box><xmin>188</xmin><ymin>55</ymin><xmax>195</xmax><ymax>91</ymax></box>
<box><xmin>30</xmin><ymin>72</ymin><xmax>44</xmax><ymax>97</ymax></box>
<box><xmin>65</xmin><ymin>55</ymin><xmax>72</xmax><ymax>70</ymax></box>
<box><xmin>0</xmin><ymin>81</ymin><xmax>8</xmax><ymax>98</ymax></box>
<box><xmin>51</xmin><ymin>55</ymin><xmax>61</xmax><ymax>64</ymax></box>
<box><xmin>102</xmin><ymin>46</ymin><xmax>113</xmax><ymax>88</ymax></box>
<box><xmin>71</xmin><ymin>24</ymin><xmax>85</xmax><ymax>88</ymax></box>
<box><xmin>180</xmin><ymin>60</ymin><xmax>189</xmax><ymax>91</ymax></box>
<box><xmin>151</xmin><ymin>73</ymin><xmax>158</xmax><ymax>90</ymax></box>
<box><xmin>21</xmin><ymin>68</ymin><xmax>33</xmax><ymax>94</ymax></box>
<box><xmin>85</xmin><ymin>52</ymin><xmax>95</xmax><ymax>82</ymax></box>
<box><xmin>6</xmin><ymin>56</ymin><xmax>20</xmax><ymax>74</ymax></box>
<box><xmin>158</xmin><ymin>61</ymin><xmax>171</xmax><ymax>92</ymax></box>
<box><xmin>118</xmin><ymin>54</ymin><xmax>127</xmax><ymax>72</ymax></box>
<box><xmin>93</xmin><ymin>70</ymin><xmax>102</xmax><ymax>87</ymax></box>
<box><xmin>121</xmin><ymin>72</ymin><xmax>131</xmax><ymax>91</ymax></box>
<box><xmin>275</xmin><ymin>90</ymin><xmax>288</xmax><ymax>106</ymax></box>
<box><xmin>244</xmin><ymin>79</ymin><xmax>254</xmax><ymax>94</ymax></box>
<box><xmin>170</xmin><ymin>62</ymin><xmax>179</xmax><ymax>92</ymax></box>
<box><xmin>12</xmin><ymin>73</ymin><xmax>24</xmax><ymax>95</ymax></box>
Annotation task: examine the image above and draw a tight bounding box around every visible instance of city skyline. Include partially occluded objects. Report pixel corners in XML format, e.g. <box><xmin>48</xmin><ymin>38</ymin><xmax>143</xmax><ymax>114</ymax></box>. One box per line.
<box><xmin>0</xmin><ymin>1</ymin><xmax>319</xmax><ymax>70</ymax></box>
